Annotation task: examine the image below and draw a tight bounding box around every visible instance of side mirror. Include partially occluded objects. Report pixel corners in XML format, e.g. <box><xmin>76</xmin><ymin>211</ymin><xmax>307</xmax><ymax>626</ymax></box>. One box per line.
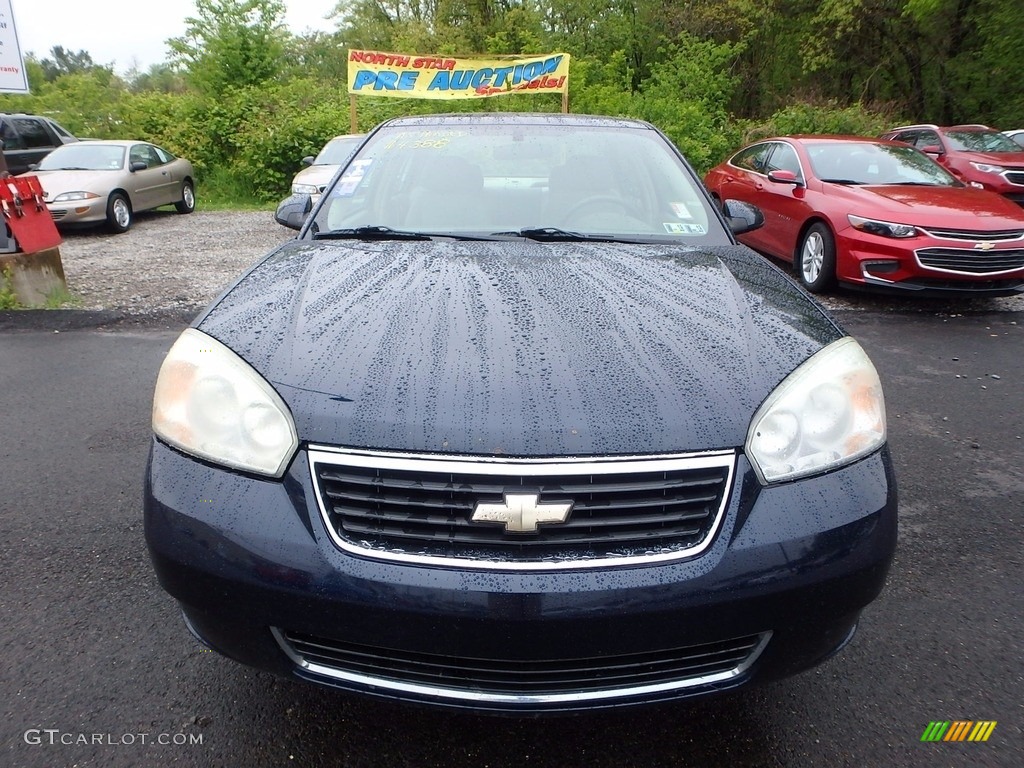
<box><xmin>767</xmin><ymin>169</ymin><xmax>801</xmax><ymax>185</ymax></box>
<box><xmin>275</xmin><ymin>193</ymin><xmax>313</xmax><ymax>230</ymax></box>
<box><xmin>722</xmin><ymin>199</ymin><xmax>764</xmax><ymax>235</ymax></box>
<box><xmin>921</xmin><ymin>144</ymin><xmax>943</xmax><ymax>155</ymax></box>
<box><xmin>301</xmin><ymin>156</ymin><xmax>315</xmax><ymax>167</ymax></box>
<box><xmin>129</xmin><ymin>161</ymin><xmax>148</xmax><ymax>172</ymax></box>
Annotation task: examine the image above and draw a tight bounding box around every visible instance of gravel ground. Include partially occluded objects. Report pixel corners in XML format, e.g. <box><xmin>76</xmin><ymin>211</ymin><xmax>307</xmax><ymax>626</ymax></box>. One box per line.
<box><xmin>53</xmin><ymin>209</ymin><xmax>1024</xmax><ymax>317</ymax></box>
<box><xmin>58</xmin><ymin>209</ymin><xmax>293</xmax><ymax>315</ymax></box>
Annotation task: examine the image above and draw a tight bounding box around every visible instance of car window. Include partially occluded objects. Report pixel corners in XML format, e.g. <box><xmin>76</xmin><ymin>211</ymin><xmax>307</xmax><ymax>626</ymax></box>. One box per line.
<box><xmin>38</xmin><ymin>143</ymin><xmax>126</xmax><ymax>171</ymax></box>
<box><xmin>153</xmin><ymin>145</ymin><xmax>175</xmax><ymax>164</ymax></box>
<box><xmin>130</xmin><ymin>144</ymin><xmax>163</xmax><ymax>167</ymax></box>
<box><xmin>313</xmin><ymin>122</ymin><xmax>727</xmax><ymax>244</ymax></box>
<box><xmin>314</xmin><ymin>136</ymin><xmax>364</xmax><ymax>165</ymax></box>
<box><xmin>765</xmin><ymin>143</ymin><xmax>803</xmax><ymax>180</ymax></box>
<box><xmin>889</xmin><ymin>130</ymin><xmax>918</xmax><ymax>146</ymax></box>
<box><xmin>10</xmin><ymin>118</ymin><xmax>52</xmax><ymax>149</ymax></box>
<box><xmin>943</xmin><ymin>129</ymin><xmax>1024</xmax><ymax>153</ymax></box>
<box><xmin>806</xmin><ymin>142</ymin><xmax>960</xmax><ymax>186</ymax></box>
<box><xmin>49</xmin><ymin>120</ymin><xmax>76</xmax><ymax>140</ymax></box>
<box><xmin>730</xmin><ymin>143</ymin><xmax>772</xmax><ymax>173</ymax></box>
<box><xmin>914</xmin><ymin>130</ymin><xmax>941</xmax><ymax>150</ymax></box>
<box><xmin>0</xmin><ymin>119</ymin><xmax>24</xmax><ymax>150</ymax></box>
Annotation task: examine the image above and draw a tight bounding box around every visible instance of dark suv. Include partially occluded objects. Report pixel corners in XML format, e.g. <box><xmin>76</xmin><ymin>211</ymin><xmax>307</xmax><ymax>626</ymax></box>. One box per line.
<box><xmin>0</xmin><ymin>113</ymin><xmax>79</xmax><ymax>175</ymax></box>
<box><xmin>880</xmin><ymin>124</ymin><xmax>1024</xmax><ymax>205</ymax></box>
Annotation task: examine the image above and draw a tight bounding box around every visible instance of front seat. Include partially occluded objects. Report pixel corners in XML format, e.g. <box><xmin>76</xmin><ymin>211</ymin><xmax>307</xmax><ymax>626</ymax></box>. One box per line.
<box><xmin>403</xmin><ymin>156</ymin><xmax>486</xmax><ymax>230</ymax></box>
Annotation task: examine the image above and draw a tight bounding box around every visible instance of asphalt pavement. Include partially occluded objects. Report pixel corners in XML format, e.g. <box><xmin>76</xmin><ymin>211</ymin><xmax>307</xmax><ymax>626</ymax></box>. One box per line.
<box><xmin>0</xmin><ymin>305</ymin><xmax>1021</xmax><ymax>768</ymax></box>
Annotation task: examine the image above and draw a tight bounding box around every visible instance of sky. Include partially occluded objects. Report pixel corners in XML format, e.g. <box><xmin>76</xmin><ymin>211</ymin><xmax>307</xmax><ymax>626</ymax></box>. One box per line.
<box><xmin>11</xmin><ymin>0</ymin><xmax>342</xmax><ymax>75</ymax></box>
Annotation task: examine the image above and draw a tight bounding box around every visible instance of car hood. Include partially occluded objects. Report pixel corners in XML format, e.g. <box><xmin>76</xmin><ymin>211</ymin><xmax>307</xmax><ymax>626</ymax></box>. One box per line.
<box><xmin>197</xmin><ymin>240</ymin><xmax>841</xmax><ymax>456</ymax></box>
<box><xmin>30</xmin><ymin>169</ymin><xmax>119</xmax><ymax>197</ymax></box>
<box><xmin>955</xmin><ymin>150</ymin><xmax>1024</xmax><ymax>167</ymax></box>
<box><xmin>835</xmin><ymin>184</ymin><xmax>1024</xmax><ymax>224</ymax></box>
<box><xmin>291</xmin><ymin>164</ymin><xmax>340</xmax><ymax>189</ymax></box>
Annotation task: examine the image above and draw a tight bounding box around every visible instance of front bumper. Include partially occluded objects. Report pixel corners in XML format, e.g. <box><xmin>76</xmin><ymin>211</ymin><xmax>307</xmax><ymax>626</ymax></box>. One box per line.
<box><xmin>144</xmin><ymin>440</ymin><xmax>897</xmax><ymax>714</ymax></box>
<box><xmin>46</xmin><ymin>199</ymin><xmax>107</xmax><ymax>226</ymax></box>
<box><xmin>834</xmin><ymin>228</ymin><xmax>1024</xmax><ymax>296</ymax></box>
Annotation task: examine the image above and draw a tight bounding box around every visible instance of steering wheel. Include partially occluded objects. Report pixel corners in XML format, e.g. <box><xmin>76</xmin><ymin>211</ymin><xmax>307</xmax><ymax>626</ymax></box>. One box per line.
<box><xmin>560</xmin><ymin>195</ymin><xmax>637</xmax><ymax>222</ymax></box>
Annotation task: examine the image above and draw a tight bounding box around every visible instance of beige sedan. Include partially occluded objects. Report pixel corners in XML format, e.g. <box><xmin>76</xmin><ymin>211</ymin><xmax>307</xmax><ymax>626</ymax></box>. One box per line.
<box><xmin>290</xmin><ymin>134</ymin><xmax>365</xmax><ymax>203</ymax></box>
<box><xmin>23</xmin><ymin>140</ymin><xmax>195</xmax><ymax>233</ymax></box>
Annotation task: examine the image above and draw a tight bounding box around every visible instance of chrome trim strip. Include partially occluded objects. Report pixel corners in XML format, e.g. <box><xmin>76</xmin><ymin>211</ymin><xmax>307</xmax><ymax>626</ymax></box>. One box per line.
<box><xmin>918</xmin><ymin>228</ymin><xmax>1024</xmax><ymax>243</ymax></box>
<box><xmin>1001</xmin><ymin>170</ymin><xmax>1024</xmax><ymax>188</ymax></box>
<box><xmin>271</xmin><ymin>628</ymin><xmax>771</xmax><ymax>706</ymax></box>
<box><xmin>307</xmin><ymin>446</ymin><xmax>736</xmax><ymax>571</ymax></box>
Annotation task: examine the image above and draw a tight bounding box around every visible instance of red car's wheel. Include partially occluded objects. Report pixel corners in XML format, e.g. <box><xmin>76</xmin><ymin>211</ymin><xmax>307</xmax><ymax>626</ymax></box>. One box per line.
<box><xmin>798</xmin><ymin>222</ymin><xmax>837</xmax><ymax>293</ymax></box>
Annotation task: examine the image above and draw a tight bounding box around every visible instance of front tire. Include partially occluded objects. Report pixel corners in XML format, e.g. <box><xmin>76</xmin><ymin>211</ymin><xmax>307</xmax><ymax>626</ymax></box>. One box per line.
<box><xmin>175</xmin><ymin>180</ymin><xmax>195</xmax><ymax>214</ymax></box>
<box><xmin>797</xmin><ymin>222</ymin><xmax>837</xmax><ymax>293</ymax></box>
<box><xmin>106</xmin><ymin>192</ymin><xmax>132</xmax><ymax>234</ymax></box>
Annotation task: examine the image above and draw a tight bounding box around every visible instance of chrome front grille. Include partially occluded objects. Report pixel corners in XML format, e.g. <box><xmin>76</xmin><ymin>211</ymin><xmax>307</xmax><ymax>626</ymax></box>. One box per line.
<box><xmin>309</xmin><ymin>447</ymin><xmax>735</xmax><ymax>570</ymax></box>
<box><xmin>273</xmin><ymin>627</ymin><xmax>770</xmax><ymax>704</ymax></box>
<box><xmin>916</xmin><ymin>247</ymin><xmax>1024</xmax><ymax>274</ymax></box>
<box><xmin>919</xmin><ymin>227</ymin><xmax>1024</xmax><ymax>242</ymax></box>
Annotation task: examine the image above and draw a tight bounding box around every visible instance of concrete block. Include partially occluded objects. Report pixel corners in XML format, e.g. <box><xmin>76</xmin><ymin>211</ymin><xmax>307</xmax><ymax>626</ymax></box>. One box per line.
<box><xmin>0</xmin><ymin>247</ymin><xmax>68</xmax><ymax>307</ymax></box>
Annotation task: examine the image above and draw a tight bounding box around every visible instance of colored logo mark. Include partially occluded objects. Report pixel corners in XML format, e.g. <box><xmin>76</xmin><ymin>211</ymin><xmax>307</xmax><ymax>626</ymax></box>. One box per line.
<box><xmin>921</xmin><ymin>721</ymin><xmax>997</xmax><ymax>742</ymax></box>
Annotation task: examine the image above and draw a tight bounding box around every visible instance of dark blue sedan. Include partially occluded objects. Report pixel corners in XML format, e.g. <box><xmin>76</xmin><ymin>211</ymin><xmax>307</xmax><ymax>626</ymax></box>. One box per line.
<box><xmin>144</xmin><ymin>113</ymin><xmax>897</xmax><ymax>714</ymax></box>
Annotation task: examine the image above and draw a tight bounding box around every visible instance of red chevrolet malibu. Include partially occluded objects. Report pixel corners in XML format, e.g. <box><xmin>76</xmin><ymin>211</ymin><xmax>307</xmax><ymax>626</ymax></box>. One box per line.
<box><xmin>704</xmin><ymin>135</ymin><xmax>1024</xmax><ymax>295</ymax></box>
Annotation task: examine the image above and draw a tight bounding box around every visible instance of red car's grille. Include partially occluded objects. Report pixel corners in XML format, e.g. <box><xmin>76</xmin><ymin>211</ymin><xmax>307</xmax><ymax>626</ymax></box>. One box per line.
<box><xmin>1005</xmin><ymin>171</ymin><xmax>1024</xmax><ymax>185</ymax></box>
<box><xmin>917</xmin><ymin>247</ymin><xmax>1024</xmax><ymax>274</ymax></box>
<box><xmin>920</xmin><ymin>227</ymin><xmax>1024</xmax><ymax>241</ymax></box>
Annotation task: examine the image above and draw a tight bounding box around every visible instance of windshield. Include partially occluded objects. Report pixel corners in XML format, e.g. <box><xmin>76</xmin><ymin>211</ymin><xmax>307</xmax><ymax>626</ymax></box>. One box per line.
<box><xmin>313</xmin><ymin>136</ymin><xmax>364</xmax><ymax>165</ymax></box>
<box><xmin>944</xmin><ymin>130</ymin><xmax>1023</xmax><ymax>153</ymax></box>
<box><xmin>309</xmin><ymin>120</ymin><xmax>727</xmax><ymax>244</ymax></box>
<box><xmin>807</xmin><ymin>142</ymin><xmax>961</xmax><ymax>186</ymax></box>
<box><xmin>37</xmin><ymin>143</ymin><xmax>125</xmax><ymax>171</ymax></box>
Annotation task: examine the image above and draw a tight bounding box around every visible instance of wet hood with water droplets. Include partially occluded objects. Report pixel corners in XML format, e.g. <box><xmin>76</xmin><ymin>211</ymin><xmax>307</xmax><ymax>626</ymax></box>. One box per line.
<box><xmin>197</xmin><ymin>240</ymin><xmax>842</xmax><ymax>456</ymax></box>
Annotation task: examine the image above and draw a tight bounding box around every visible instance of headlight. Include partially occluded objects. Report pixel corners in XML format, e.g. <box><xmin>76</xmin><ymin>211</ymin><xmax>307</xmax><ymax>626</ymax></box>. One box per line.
<box><xmin>746</xmin><ymin>337</ymin><xmax>886</xmax><ymax>484</ymax></box>
<box><xmin>970</xmin><ymin>162</ymin><xmax>1004</xmax><ymax>173</ymax></box>
<box><xmin>291</xmin><ymin>183</ymin><xmax>319</xmax><ymax>195</ymax></box>
<box><xmin>847</xmin><ymin>214</ymin><xmax>917</xmax><ymax>239</ymax></box>
<box><xmin>52</xmin><ymin>191</ymin><xmax>101</xmax><ymax>202</ymax></box>
<box><xmin>152</xmin><ymin>329</ymin><xmax>298</xmax><ymax>478</ymax></box>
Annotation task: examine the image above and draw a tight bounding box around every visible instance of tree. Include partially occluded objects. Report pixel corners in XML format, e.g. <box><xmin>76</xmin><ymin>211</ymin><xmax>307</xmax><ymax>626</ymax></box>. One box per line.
<box><xmin>39</xmin><ymin>46</ymin><xmax>113</xmax><ymax>82</ymax></box>
<box><xmin>167</xmin><ymin>0</ymin><xmax>289</xmax><ymax>95</ymax></box>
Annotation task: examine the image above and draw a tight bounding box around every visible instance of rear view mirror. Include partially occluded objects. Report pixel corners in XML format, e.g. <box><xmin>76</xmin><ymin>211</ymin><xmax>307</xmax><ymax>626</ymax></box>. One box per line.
<box><xmin>767</xmin><ymin>169</ymin><xmax>801</xmax><ymax>185</ymax></box>
<box><xmin>722</xmin><ymin>199</ymin><xmax>764</xmax><ymax>235</ymax></box>
<box><xmin>275</xmin><ymin>193</ymin><xmax>313</xmax><ymax>230</ymax></box>
<box><xmin>921</xmin><ymin>145</ymin><xmax>943</xmax><ymax>155</ymax></box>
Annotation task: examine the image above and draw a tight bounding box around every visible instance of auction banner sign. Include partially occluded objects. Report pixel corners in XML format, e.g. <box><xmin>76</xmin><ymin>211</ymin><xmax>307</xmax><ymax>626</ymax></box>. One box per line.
<box><xmin>0</xmin><ymin>0</ymin><xmax>29</xmax><ymax>93</ymax></box>
<box><xmin>347</xmin><ymin>50</ymin><xmax>570</xmax><ymax>100</ymax></box>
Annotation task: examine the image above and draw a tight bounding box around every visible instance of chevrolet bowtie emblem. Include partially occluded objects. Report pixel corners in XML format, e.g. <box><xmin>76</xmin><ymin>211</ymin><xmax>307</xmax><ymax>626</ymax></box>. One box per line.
<box><xmin>973</xmin><ymin>242</ymin><xmax>995</xmax><ymax>250</ymax></box>
<box><xmin>471</xmin><ymin>493</ymin><xmax>573</xmax><ymax>533</ymax></box>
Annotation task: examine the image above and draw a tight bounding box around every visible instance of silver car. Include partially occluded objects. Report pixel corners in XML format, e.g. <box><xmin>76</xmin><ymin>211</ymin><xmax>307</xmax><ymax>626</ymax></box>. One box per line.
<box><xmin>290</xmin><ymin>134</ymin><xmax>365</xmax><ymax>202</ymax></box>
<box><xmin>25</xmin><ymin>140</ymin><xmax>195</xmax><ymax>233</ymax></box>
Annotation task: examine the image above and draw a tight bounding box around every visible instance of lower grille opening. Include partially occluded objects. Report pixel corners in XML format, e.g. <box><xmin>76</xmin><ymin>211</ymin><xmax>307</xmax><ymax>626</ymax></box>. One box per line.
<box><xmin>273</xmin><ymin>628</ymin><xmax>770</xmax><ymax>704</ymax></box>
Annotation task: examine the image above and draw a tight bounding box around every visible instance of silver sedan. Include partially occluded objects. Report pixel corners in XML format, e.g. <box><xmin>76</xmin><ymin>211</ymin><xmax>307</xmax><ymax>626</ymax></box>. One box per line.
<box><xmin>24</xmin><ymin>140</ymin><xmax>195</xmax><ymax>233</ymax></box>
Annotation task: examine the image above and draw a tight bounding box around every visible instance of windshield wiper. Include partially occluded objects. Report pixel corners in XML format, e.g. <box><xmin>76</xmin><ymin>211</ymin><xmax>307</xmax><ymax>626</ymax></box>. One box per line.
<box><xmin>313</xmin><ymin>226</ymin><xmax>433</xmax><ymax>241</ymax></box>
<box><xmin>491</xmin><ymin>227</ymin><xmax>632</xmax><ymax>243</ymax></box>
<box><xmin>312</xmin><ymin>226</ymin><xmax>499</xmax><ymax>242</ymax></box>
<box><xmin>819</xmin><ymin>178</ymin><xmax>862</xmax><ymax>185</ymax></box>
